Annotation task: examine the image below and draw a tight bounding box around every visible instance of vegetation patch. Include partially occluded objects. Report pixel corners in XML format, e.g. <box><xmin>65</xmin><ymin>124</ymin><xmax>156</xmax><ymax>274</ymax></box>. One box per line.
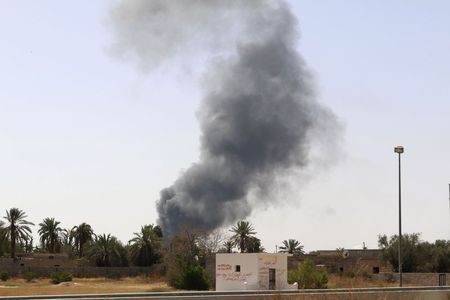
<box><xmin>288</xmin><ymin>259</ymin><xmax>328</xmax><ymax>289</ymax></box>
<box><xmin>23</xmin><ymin>272</ymin><xmax>38</xmax><ymax>282</ymax></box>
<box><xmin>50</xmin><ymin>272</ymin><xmax>72</xmax><ymax>284</ymax></box>
<box><xmin>0</xmin><ymin>271</ymin><xmax>10</xmax><ymax>281</ymax></box>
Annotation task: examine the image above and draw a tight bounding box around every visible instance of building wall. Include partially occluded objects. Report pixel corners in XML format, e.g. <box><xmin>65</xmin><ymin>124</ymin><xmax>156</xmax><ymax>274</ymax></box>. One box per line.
<box><xmin>216</xmin><ymin>253</ymin><xmax>259</xmax><ymax>291</ymax></box>
<box><xmin>288</xmin><ymin>249</ymin><xmax>391</xmax><ymax>274</ymax></box>
<box><xmin>257</xmin><ymin>253</ymin><xmax>291</xmax><ymax>290</ymax></box>
<box><xmin>216</xmin><ymin>253</ymin><xmax>293</xmax><ymax>291</ymax></box>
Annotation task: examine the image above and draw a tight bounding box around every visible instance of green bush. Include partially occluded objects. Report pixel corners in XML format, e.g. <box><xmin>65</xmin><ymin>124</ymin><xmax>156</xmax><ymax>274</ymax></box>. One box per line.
<box><xmin>50</xmin><ymin>271</ymin><xmax>73</xmax><ymax>284</ymax></box>
<box><xmin>0</xmin><ymin>271</ymin><xmax>10</xmax><ymax>281</ymax></box>
<box><xmin>23</xmin><ymin>272</ymin><xmax>37</xmax><ymax>282</ymax></box>
<box><xmin>170</xmin><ymin>264</ymin><xmax>210</xmax><ymax>290</ymax></box>
<box><xmin>288</xmin><ymin>259</ymin><xmax>328</xmax><ymax>289</ymax></box>
<box><xmin>181</xmin><ymin>265</ymin><xmax>210</xmax><ymax>290</ymax></box>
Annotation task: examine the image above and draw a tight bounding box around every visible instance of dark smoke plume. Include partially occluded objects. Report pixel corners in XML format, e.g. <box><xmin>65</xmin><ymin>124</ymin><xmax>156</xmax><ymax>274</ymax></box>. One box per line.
<box><xmin>109</xmin><ymin>0</ymin><xmax>340</xmax><ymax>236</ymax></box>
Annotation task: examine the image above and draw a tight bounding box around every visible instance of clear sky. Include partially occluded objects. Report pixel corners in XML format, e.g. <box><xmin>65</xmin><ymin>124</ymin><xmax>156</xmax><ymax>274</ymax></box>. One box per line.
<box><xmin>1</xmin><ymin>1</ymin><xmax>449</xmax><ymax>252</ymax></box>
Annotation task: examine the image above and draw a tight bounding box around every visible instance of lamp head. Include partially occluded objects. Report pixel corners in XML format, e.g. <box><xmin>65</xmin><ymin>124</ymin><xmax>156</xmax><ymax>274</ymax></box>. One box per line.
<box><xmin>394</xmin><ymin>146</ymin><xmax>404</xmax><ymax>154</ymax></box>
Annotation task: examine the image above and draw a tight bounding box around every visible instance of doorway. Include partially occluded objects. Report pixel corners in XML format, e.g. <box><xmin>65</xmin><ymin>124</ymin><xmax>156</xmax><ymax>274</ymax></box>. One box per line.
<box><xmin>269</xmin><ymin>268</ymin><xmax>276</xmax><ymax>290</ymax></box>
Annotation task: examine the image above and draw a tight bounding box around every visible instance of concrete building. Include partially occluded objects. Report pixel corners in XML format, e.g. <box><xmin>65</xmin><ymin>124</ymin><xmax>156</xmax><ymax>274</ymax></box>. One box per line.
<box><xmin>215</xmin><ymin>253</ymin><xmax>296</xmax><ymax>291</ymax></box>
<box><xmin>288</xmin><ymin>249</ymin><xmax>391</xmax><ymax>274</ymax></box>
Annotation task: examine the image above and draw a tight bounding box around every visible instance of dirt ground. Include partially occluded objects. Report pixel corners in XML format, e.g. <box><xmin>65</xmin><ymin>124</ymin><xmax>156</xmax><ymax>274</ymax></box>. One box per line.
<box><xmin>0</xmin><ymin>274</ymin><xmax>400</xmax><ymax>297</ymax></box>
<box><xmin>0</xmin><ymin>276</ymin><xmax>174</xmax><ymax>297</ymax></box>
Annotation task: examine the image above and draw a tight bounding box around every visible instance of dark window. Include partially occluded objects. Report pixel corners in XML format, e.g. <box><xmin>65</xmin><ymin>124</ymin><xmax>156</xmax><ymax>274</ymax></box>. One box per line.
<box><xmin>372</xmin><ymin>267</ymin><xmax>380</xmax><ymax>274</ymax></box>
<box><xmin>20</xmin><ymin>263</ymin><xmax>24</xmax><ymax>266</ymax></box>
<box><xmin>235</xmin><ymin>265</ymin><xmax>241</xmax><ymax>272</ymax></box>
<box><xmin>339</xmin><ymin>267</ymin><xmax>344</xmax><ymax>272</ymax></box>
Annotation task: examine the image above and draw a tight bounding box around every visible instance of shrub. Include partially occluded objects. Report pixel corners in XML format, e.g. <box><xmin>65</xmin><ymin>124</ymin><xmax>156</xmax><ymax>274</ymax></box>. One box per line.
<box><xmin>181</xmin><ymin>265</ymin><xmax>210</xmax><ymax>290</ymax></box>
<box><xmin>165</xmin><ymin>231</ymin><xmax>210</xmax><ymax>290</ymax></box>
<box><xmin>288</xmin><ymin>259</ymin><xmax>328</xmax><ymax>289</ymax></box>
<box><xmin>0</xmin><ymin>271</ymin><xmax>9</xmax><ymax>281</ymax></box>
<box><xmin>23</xmin><ymin>272</ymin><xmax>37</xmax><ymax>282</ymax></box>
<box><xmin>50</xmin><ymin>271</ymin><xmax>72</xmax><ymax>284</ymax></box>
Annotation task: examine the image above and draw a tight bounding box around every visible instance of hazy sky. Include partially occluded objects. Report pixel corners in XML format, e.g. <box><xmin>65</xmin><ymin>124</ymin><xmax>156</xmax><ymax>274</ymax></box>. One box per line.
<box><xmin>1</xmin><ymin>1</ymin><xmax>449</xmax><ymax>252</ymax></box>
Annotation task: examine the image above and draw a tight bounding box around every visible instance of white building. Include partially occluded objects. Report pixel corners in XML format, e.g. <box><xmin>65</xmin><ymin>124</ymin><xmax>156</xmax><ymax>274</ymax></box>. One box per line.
<box><xmin>215</xmin><ymin>253</ymin><xmax>296</xmax><ymax>291</ymax></box>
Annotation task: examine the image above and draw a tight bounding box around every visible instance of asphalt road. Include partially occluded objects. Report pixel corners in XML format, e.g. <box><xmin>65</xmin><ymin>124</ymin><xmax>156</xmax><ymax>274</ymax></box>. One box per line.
<box><xmin>2</xmin><ymin>287</ymin><xmax>450</xmax><ymax>300</ymax></box>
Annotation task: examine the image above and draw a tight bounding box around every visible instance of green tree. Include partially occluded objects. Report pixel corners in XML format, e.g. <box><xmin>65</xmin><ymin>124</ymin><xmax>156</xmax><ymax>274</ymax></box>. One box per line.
<box><xmin>165</xmin><ymin>230</ymin><xmax>210</xmax><ymax>290</ymax></box>
<box><xmin>246</xmin><ymin>236</ymin><xmax>264</xmax><ymax>253</ymax></box>
<box><xmin>86</xmin><ymin>233</ymin><xmax>129</xmax><ymax>267</ymax></box>
<box><xmin>220</xmin><ymin>240</ymin><xmax>234</xmax><ymax>253</ymax></box>
<box><xmin>431</xmin><ymin>240</ymin><xmax>450</xmax><ymax>272</ymax></box>
<box><xmin>280</xmin><ymin>239</ymin><xmax>304</xmax><ymax>254</ymax></box>
<box><xmin>38</xmin><ymin>217</ymin><xmax>62</xmax><ymax>253</ymax></box>
<box><xmin>378</xmin><ymin>233</ymin><xmax>421</xmax><ymax>272</ymax></box>
<box><xmin>230</xmin><ymin>221</ymin><xmax>256</xmax><ymax>253</ymax></box>
<box><xmin>129</xmin><ymin>224</ymin><xmax>162</xmax><ymax>266</ymax></box>
<box><xmin>3</xmin><ymin>208</ymin><xmax>34</xmax><ymax>259</ymax></box>
<box><xmin>72</xmin><ymin>222</ymin><xmax>94</xmax><ymax>257</ymax></box>
<box><xmin>288</xmin><ymin>259</ymin><xmax>328</xmax><ymax>289</ymax></box>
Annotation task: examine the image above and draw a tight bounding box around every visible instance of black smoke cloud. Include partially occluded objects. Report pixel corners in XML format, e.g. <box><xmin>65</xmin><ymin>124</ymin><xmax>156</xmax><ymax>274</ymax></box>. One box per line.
<box><xmin>109</xmin><ymin>0</ymin><xmax>340</xmax><ymax>236</ymax></box>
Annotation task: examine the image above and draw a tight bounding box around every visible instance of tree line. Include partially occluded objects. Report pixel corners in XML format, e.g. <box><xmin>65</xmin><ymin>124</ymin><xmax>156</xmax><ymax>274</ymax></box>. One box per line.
<box><xmin>2</xmin><ymin>207</ymin><xmax>450</xmax><ymax>289</ymax></box>
<box><xmin>378</xmin><ymin>233</ymin><xmax>450</xmax><ymax>273</ymax></box>
<box><xmin>0</xmin><ymin>209</ymin><xmax>304</xmax><ymax>268</ymax></box>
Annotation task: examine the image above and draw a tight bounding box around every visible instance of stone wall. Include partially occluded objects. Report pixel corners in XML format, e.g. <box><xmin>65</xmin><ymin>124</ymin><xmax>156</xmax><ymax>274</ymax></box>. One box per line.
<box><xmin>0</xmin><ymin>264</ymin><xmax>165</xmax><ymax>278</ymax></box>
<box><xmin>373</xmin><ymin>273</ymin><xmax>450</xmax><ymax>287</ymax></box>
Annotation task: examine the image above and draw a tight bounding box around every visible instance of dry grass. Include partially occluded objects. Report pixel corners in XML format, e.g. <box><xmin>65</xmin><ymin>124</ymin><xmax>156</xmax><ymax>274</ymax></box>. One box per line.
<box><xmin>0</xmin><ymin>274</ymin><xmax>403</xmax><ymax>297</ymax></box>
<box><xmin>0</xmin><ymin>276</ymin><xmax>174</xmax><ymax>297</ymax></box>
<box><xmin>327</xmin><ymin>274</ymin><xmax>399</xmax><ymax>289</ymax></box>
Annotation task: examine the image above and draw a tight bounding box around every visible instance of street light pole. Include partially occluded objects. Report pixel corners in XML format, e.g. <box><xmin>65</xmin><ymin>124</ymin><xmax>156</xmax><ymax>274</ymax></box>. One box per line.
<box><xmin>394</xmin><ymin>145</ymin><xmax>404</xmax><ymax>287</ymax></box>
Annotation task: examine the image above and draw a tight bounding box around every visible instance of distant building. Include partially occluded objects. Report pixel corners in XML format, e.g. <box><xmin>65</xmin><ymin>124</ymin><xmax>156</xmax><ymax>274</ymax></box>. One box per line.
<box><xmin>215</xmin><ymin>253</ymin><xmax>296</xmax><ymax>291</ymax></box>
<box><xmin>288</xmin><ymin>249</ymin><xmax>391</xmax><ymax>274</ymax></box>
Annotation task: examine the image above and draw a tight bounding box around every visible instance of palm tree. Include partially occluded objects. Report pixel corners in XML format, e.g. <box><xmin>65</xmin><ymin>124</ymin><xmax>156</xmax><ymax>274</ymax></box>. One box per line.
<box><xmin>60</xmin><ymin>228</ymin><xmax>75</xmax><ymax>247</ymax></box>
<box><xmin>222</xmin><ymin>240</ymin><xmax>234</xmax><ymax>253</ymax></box>
<box><xmin>87</xmin><ymin>233</ymin><xmax>128</xmax><ymax>267</ymax></box>
<box><xmin>24</xmin><ymin>235</ymin><xmax>33</xmax><ymax>253</ymax></box>
<box><xmin>230</xmin><ymin>221</ymin><xmax>256</xmax><ymax>253</ymax></box>
<box><xmin>72</xmin><ymin>222</ymin><xmax>94</xmax><ymax>257</ymax></box>
<box><xmin>0</xmin><ymin>220</ymin><xmax>8</xmax><ymax>256</ymax></box>
<box><xmin>129</xmin><ymin>224</ymin><xmax>162</xmax><ymax>266</ymax></box>
<box><xmin>3</xmin><ymin>208</ymin><xmax>34</xmax><ymax>259</ymax></box>
<box><xmin>279</xmin><ymin>239</ymin><xmax>304</xmax><ymax>254</ymax></box>
<box><xmin>38</xmin><ymin>217</ymin><xmax>62</xmax><ymax>253</ymax></box>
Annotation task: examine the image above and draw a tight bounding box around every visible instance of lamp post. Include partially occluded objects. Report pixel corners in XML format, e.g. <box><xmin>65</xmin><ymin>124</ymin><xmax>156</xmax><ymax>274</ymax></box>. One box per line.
<box><xmin>394</xmin><ymin>145</ymin><xmax>404</xmax><ymax>287</ymax></box>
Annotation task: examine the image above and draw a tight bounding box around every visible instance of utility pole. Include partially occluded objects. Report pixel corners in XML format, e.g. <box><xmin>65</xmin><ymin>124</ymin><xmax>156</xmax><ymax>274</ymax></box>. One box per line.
<box><xmin>394</xmin><ymin>145</ymin><xmax>404</xmax><ymax>287</ymax></box>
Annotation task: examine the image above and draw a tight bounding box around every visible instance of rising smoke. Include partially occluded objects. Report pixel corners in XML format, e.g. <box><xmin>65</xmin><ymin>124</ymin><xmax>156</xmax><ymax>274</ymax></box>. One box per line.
<box><xmin>109</xmin><ymin>0</ymin><xmax>340</xmax><ymax>236</ymax></box>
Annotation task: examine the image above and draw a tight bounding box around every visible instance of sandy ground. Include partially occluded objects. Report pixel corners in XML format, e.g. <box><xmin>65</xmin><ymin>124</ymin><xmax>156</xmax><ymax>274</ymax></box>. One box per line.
<box><xmin>0</xmin><ymin>276</ymin><xmax>174</xmax><ymax>297</ymax></box>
